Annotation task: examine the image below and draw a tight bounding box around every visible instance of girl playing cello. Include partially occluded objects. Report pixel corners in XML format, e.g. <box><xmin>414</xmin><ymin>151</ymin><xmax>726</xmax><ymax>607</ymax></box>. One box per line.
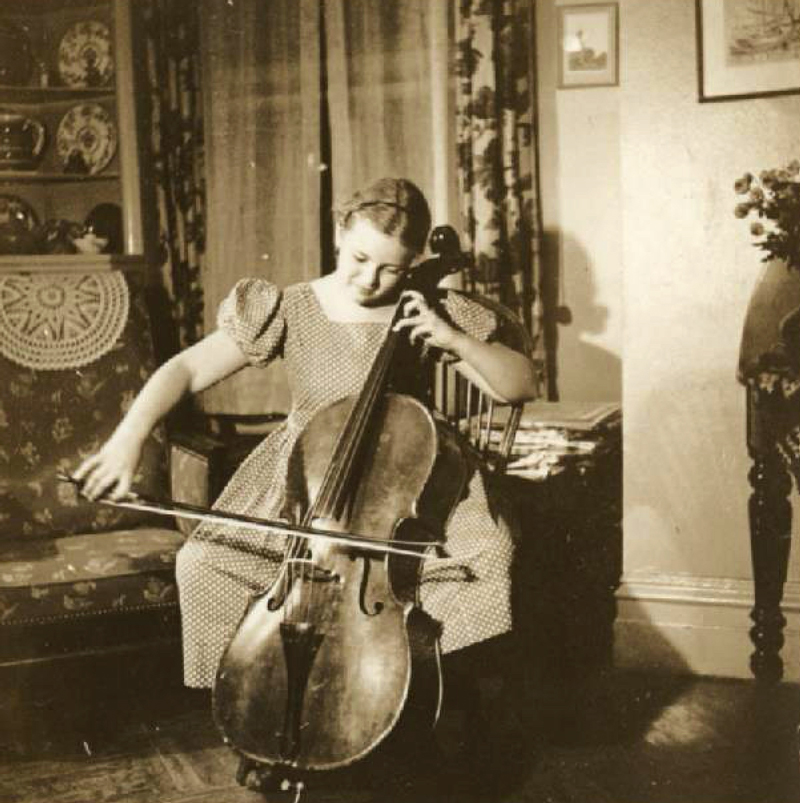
<box><xmin>73</xmin><ymin>177</ymin><xmax>538</xmax><ymax>785</ymax></box>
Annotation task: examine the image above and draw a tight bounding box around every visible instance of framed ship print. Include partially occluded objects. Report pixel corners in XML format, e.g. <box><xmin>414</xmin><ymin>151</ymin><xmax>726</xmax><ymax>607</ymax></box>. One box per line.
<box><xmin>697</xmin><ymin>0</ymin><xmax>800</xmax><ymax>101</ymax></box>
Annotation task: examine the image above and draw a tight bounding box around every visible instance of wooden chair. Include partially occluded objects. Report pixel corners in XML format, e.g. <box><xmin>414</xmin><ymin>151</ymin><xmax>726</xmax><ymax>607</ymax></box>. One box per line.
<box><xmin>426</xmin><ymin>290</ymin><xmax>541</xmax><ymax>792</ymax></box>
<box><xmin>432</xmin><ymin>290</ymin><xmax>540</xmax><ymax>473</ymax></box>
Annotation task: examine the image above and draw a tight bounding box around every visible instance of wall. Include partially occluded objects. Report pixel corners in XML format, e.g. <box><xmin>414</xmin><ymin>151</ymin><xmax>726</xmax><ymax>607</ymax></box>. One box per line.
<box><xmin>537</xmin><ymin>0</ymin><xmax>623</xmax><ymax>402</ymax></box>
<box><xmin>538</xmin><ymin>0</ymin><xmax>800</xmax><ymax>679</ymax></box>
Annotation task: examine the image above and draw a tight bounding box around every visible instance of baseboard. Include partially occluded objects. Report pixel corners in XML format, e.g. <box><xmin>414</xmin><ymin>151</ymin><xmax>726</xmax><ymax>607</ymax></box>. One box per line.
<box><xmin>614</xmin><ymin>574</ymin><xmax>800</xmax><ymax>682</ymax></box>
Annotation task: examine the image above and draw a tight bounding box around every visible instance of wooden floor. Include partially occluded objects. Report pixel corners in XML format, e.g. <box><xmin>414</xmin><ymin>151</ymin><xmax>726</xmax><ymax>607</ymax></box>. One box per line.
<box><xmin>1</xmin><ymin>664</ymin><xmax>799</xmax><ymax>803</ymax></box>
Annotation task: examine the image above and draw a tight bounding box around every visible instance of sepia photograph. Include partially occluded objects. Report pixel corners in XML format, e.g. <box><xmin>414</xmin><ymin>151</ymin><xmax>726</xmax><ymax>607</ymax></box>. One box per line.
<box><xmin>0</xmin><ymin>1</ymin><xmax>798</xmax><ymax>802</ymax></box>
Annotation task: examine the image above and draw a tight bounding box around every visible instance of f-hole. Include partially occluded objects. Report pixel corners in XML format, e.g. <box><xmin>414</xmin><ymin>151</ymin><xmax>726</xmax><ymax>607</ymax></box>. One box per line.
<box><xmin>354</xmin><ymin>554</ymin><xmax>384</xmax><ymax>616</ymax></box>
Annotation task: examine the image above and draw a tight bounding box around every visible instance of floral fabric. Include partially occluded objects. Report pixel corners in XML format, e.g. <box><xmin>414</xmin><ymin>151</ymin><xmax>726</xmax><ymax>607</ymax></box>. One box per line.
<box><xmin>455</xmin><ymin>0</ymin><xmax>543</xmax><ymax>350</ymax></box>
<box><xmin>749</xmin><ymin>370</ymin><xmax>800</xmax><ymax>475</ymax></box>
<box><xmin>142</xmin><ymin>0</ymin><xmax>207</xmax><ymax>349</ymax></box>
<box><xmin>0</xmin><ymin>283</ymin><xmax>169</xmax><ymax>540</ymax></box>
<box><xmin>0</xmin><ymin>527</ymin><xmax>183</xmax><ymax>625</ymax></box>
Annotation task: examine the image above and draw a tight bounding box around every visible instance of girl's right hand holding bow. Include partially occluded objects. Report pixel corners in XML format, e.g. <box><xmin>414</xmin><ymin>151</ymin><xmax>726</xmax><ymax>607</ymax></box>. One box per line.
<box><xmin>71</xmin><ymin>426</ymin><xmax>145</xmax><ymax>502</ymax></box>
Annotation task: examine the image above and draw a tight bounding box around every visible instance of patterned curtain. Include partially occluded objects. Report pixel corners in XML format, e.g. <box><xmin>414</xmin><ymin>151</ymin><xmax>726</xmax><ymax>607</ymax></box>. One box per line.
<box><xmin>456</xmin><ymin>0</ymin><xmax>543</xmax><ymax>352</ymax></box>
<box><xmin>141</xmin><ymin>0</ymin><xmax>206</xmax><ymax>351</ymax></box>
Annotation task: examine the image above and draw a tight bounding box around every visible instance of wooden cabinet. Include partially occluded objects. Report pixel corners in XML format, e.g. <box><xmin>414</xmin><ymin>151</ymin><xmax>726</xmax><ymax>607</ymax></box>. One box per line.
<box><xmin>0</xmin><ymin>0</ymin><xmax>145</xmax><ymax>273</ymax></box>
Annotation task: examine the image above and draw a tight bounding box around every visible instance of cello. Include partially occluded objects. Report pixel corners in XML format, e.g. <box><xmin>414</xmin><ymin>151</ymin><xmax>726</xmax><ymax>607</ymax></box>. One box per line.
<box><xmin>212</xmin><ymin>225</ymin><xmax>469</xmax><ymax>792</ymax></box>
<box><xmin>61</xmin><ymin>226</ymin><xmax>471</xmax><ymax>796</ymax></box>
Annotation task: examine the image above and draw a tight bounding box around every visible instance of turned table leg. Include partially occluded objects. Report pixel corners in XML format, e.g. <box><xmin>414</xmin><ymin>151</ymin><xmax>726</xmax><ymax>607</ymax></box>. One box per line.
<box><xmin>747</xmin><ymin>445</ymin><xmax>793</xmax><ymax>683</ymax></box>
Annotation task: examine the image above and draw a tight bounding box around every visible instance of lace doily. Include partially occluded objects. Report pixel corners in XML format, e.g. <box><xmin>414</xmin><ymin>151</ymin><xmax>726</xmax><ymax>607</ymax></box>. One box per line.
<box><xmin>0</xmin><ymin>272</ymin><xmax>130</xmax><ymax>370</ymax></box>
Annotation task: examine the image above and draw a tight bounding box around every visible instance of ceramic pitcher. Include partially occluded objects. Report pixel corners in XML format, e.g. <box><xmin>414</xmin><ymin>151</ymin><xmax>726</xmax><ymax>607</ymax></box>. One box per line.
<box><xmin>0</xmin><ymin>109</ymin><xmax>46</xmax><ymax>170</ymax></box>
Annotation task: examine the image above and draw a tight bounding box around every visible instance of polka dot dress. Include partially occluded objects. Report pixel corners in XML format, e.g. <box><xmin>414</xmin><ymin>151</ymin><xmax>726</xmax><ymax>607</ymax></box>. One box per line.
<box><xmin>175</xmin><ymin>280</ymin><xmax>516</xmax><ymax>688</ymax></box>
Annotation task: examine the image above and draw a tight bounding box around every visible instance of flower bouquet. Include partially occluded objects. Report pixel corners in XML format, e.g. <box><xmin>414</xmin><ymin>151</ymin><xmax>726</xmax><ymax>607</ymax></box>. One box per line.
<box><xmin>734</xmin><ymin>160</ymin><xmax>800</xmax><ymax>272</ymax></box>
<box><xmin>735</xmin><ymin>160</ymin><xmax>800</xmax><ymax>376</ymax></box>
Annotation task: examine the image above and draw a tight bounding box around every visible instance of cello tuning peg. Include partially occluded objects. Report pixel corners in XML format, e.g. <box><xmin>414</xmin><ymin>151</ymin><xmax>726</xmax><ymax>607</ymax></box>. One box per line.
<box><xmin>279</xmin><ymin>778</ymin><xmax>305</xmax><ymax>801</ymax></box>
<box><xmin>412</xmin><ymin>226</ymin><xmax>465</xmax><ymax>294</ymax></box>
<box><xmin>429</xmin><ymin>225</ymin><xmax>460</xmax><ymax>257</ymax></box>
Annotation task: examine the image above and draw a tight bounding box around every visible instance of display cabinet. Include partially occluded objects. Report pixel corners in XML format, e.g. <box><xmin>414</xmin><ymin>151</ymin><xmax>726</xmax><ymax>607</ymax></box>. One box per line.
<box><xmin>0</xmin><ymin>0</ymin><xmax>145</xmax><ymax>274</ymax></box>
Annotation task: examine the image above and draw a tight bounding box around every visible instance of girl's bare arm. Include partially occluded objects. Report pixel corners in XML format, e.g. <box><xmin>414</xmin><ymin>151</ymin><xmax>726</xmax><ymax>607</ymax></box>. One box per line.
<box><xmin>73</xmin><ymin>329</ymin><xmax>249</xmax><ymax>500</ymax></box>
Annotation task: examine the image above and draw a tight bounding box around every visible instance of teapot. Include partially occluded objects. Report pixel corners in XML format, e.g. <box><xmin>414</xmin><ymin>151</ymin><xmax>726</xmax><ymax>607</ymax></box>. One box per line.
<box><xmin>0</xmin><ymin>195</ymin><xmax>40</xmax><ymax>254</ymax></box>
<box><xmin>0</xmin><ymin>219</ymin><xmax>39</xmax><ymax>254</ymax></box>
<box><xmin>0</xmin><ymin>109</ymin><xmax>46</xmax><ymax>170</ymax></box>
<box><xmin>0</xmin><ymin>212</ymin><xmax>39</xmax><ymax>254</ymax></box>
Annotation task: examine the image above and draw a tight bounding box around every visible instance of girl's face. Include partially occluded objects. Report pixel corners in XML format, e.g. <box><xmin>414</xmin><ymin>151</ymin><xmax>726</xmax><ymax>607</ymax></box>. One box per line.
<box><xmin>334</xmin><ymin>217</ymin><xmax>417</xmax><ymax>306</ymax></box>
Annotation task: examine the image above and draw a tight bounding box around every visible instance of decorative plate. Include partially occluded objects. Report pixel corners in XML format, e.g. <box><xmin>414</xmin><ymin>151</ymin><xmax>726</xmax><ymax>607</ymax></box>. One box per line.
<box><xmin>0</xmin><ymin>193</ymin><xmax>38</xmax><ymax>230</ymax></box>
<box><xmin>57</xmin><ymin>20</ymin><xmax>114</xmax><ymax>88</ymax></box>
<box><xmin>56</xmin><ymin>103</ymin><xmax>117</xmax><ymax>175</ymax></box>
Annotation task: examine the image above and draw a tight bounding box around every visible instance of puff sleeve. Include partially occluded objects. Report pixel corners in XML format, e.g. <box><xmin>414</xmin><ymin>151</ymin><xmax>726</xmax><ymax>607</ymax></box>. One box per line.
<box><xmin>216</xmin><ymin>278</ymin><xmax>286</xmax><ymax>367</ymax></box>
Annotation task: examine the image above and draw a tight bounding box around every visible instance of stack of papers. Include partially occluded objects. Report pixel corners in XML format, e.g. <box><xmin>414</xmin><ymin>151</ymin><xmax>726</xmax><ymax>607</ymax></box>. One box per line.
<box><xmin>501</xmin><ymin>401</ymin><xmax>621</xmax><ymax>480</ymax></box>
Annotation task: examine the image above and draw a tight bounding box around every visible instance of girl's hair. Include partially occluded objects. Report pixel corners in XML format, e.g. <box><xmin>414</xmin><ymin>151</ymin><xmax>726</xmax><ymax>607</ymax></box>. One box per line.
<box><xmin>335</xmin><ymin>178</ymin><xmax>432</xmax><ymax>254</ymax></box>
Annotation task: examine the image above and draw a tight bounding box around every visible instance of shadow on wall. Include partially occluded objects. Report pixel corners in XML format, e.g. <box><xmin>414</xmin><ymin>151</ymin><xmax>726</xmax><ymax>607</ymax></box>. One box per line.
<box><xmin>541</xmin><ymin>230</ymin><xmax>621</xmax><ymax>402</ymax></box>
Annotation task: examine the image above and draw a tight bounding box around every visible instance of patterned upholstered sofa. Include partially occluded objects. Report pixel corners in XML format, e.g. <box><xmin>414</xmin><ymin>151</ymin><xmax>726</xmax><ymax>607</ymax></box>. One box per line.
<box><xmin>0</xmin><ymin>270</ymin><xmax>235</xmax><ymax>728</ymax></box>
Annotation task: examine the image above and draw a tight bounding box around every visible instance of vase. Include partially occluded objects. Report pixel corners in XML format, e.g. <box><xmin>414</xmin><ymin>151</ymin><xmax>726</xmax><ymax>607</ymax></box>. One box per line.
<box><xmin>738</xmin><ymin>258</ymin><xmax>800</xmax><ymax>381</ymax></box>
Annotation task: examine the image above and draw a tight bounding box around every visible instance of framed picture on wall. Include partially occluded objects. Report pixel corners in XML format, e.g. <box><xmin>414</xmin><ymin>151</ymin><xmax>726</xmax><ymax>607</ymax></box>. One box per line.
<box><xmin>557</xmin><ymin>3</ymin><xmax>619</xmax><ymax>89</ymax></box>
<box><xmin>696</xmin><ymin>0</ymin><xmax>800</xmax><ymax>101</ymax></box>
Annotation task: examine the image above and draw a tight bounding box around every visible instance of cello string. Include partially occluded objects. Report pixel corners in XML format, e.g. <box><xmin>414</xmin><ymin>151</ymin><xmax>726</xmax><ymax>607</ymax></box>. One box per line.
<box><xmin>301</xmin><ymin>317</ymin><xmax>400</xmax><ymax>622</ymax></box>
<box><xmin>316</xmin><ymin>326</ymin><xmax>398</xmax><ymax>523</ymax></box>
<box><xmin>308</xmin><ymin>318</ymin><xmax>397</xmax><ymax>524</ymax></box>
<box><xmin>306</xmin><ymin>326</ymin><xmax>396</xmax><ymax>620</ymax></box>
<box><xmin>313</xmin><ymin>296</ymin><xmax>405</xmax><ymax>519</ymax></box>
<box><xmin>286</xmin><ymin>537</ymin><xmax>298</xmax><ymax>624</ymax></box>
<box><xmin>300</xmin><ymin>317</ymin><xmax>395</xmax><ymax>619</ymax></box>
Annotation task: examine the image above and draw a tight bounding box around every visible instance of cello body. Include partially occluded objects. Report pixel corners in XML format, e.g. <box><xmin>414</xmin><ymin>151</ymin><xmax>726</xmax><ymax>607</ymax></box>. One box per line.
<box><xmin>212</xmin><ymin>392</ymin><xmax>468</xmax><ymax>773</ymax></box>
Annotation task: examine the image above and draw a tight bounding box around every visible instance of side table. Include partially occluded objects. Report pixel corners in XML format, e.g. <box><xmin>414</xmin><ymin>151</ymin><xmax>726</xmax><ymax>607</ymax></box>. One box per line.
<box><xmin>497</xmin><ymin>402</ymin><xmax>623</xmax><ymax>677</ymax></box>
<box><xmin>738</xmin><ymin>259</ymin><xmax>800</xmax><ymax>682</ymax></box>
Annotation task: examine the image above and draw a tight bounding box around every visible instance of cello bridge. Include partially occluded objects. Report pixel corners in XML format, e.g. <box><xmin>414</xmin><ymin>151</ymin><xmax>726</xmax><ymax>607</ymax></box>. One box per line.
<box><xmin>286</xmin><ymin>558</ymin><xmax>340</xmax><ymax>584</ymax></box>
